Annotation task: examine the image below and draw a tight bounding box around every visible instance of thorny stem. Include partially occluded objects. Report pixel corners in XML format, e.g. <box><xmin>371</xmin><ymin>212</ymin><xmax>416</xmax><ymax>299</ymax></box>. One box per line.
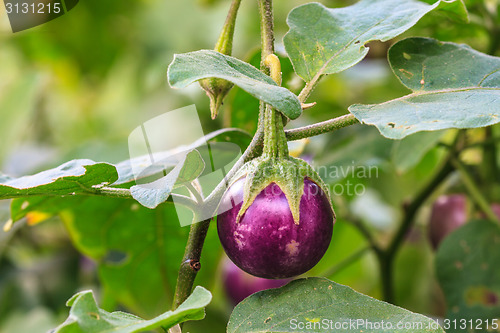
<box><xmin>258</xmin><ymin>0</ymin><xmax>275</xmax><ymax>63</ymax></box>
<box><xmin>169</xmin><ymin>129</ymin><xmax>264</xmax><ymax>315</ymax></box>
<box><xmin>286</xmin><ymin>114</ymin><xmax>359</xmax><ymax>141</ymax></box>
<box><xmin>171</xmin><ymin>218</ymin><xmax>211</xmax><ymax>310</ymax></box>
<box><xmin>170</xmin><ymin>0</ymin><xmax>278</xmax><ymax>315</ymax></box>
<box><xmin>262</xmin><ymin>54</ymin><xmax>288</xmax><ymax>159</ymax></box>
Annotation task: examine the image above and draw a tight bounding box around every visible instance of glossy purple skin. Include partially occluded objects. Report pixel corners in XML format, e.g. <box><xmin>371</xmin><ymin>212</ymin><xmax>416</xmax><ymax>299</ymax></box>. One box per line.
<box><xmin>428</xmin><ymin>194</ymin><xmax>467</xmax><ymax>249</ymax></box>
<box><xmin>217</xmin><ymin>177</ymin><xmax>334</xmax><ymax>279</ymax></box>
<box><xmin>223</xmin><ymin>259</ymin><xmax>290</xmax><ymax>305</ymax></box>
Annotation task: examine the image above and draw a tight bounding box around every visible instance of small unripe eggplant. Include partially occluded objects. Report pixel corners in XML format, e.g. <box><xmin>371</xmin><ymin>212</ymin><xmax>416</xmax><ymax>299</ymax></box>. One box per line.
<box><xmin>428</xmin><ymin>194</ymin><xmax>467</xmax><ymax>249</ymax></box>
<box><xmin>222</xmin><ymin>258</ymin><xmax>290</xmax><ymax>305</ymax></box>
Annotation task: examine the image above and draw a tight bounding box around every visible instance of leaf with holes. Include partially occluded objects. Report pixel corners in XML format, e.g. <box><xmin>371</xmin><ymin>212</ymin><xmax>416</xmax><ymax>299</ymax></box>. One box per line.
<box><xmin>435</xmin><ymin>220</ymin><xmax>500</xmax><ymax>332</ymax></box>
<box><xmin>52</xmin><ymin>286</ymin><xmax>211</xmax><ymax>333</ymax></box>
<box><xmin>350</xmin><ymin>37</ymin><xmax>500</xmax><ymax>139</ymax></box>
<box><xmin>283</xmin><ymin>0</ymin><xmax>467</xmax><ymax>82</ymax></box>
<box><xmin>167</xmin><ymin>50</ymin><xmax>302</xmax><ymax>119</ymax></box>
<box><xmin>228</xmin><ymin>277</ymin><xmax>444</xmax><ymax>332</ymax></box>
<box><xmin>0</xmin><ymin>160</ymin><xmax>118</xmax><ymax>200</ymax></box>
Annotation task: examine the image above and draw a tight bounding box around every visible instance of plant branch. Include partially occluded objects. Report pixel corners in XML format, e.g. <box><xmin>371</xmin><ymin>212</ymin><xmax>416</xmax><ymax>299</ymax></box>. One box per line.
<box><xmin>258</xmin><ymin>0</ymin><xmax>275</xmax><ymax>62</ymax></box>
<box><xmin>451</xmin><ymin>156</ymin><xmax>500</xmax><ymax>223</ymax></box>
<box><xmin>285</xmin><ymin>114</ymin><xmax>359</xmax><ymax>141</ymax></box>
<box><xmin>170</xmin><ymin>0</ymin><xmax>280</xmax><ymax>315</ymax></box>
<box><xmin>172</xmin><ymin>218</ymin><xmax>211</xmax><ymax>310</ymax></box>
<box><xmin>89</xmin><ymin>187</ymin><xmax>198</xmax><ymax>209</ymax></box>
<box><xmin>297</xmin><ymin>73</ymin><xmax>322</xmax><ymax>103</ymax></box>
<box><xmin>379</xmin><ymin>156</ymin><xmax>455</xmax><ymax>303</ymax></box>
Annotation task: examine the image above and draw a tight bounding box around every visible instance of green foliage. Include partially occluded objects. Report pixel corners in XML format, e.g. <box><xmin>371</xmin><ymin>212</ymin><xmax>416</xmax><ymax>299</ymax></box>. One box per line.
<box><xmin>436</xmin><ymin>220</ymin><xmax>500</xmax><ymax>332</ymax></box>
<box><xmin>0</xmin><ymin>160</ymin><xmax>117</xmax><ymax>199</ymax></box>
<box><xmin>2</xmin><ymin>0</ymin><xmax>500</xmax><ymax>332</ymax></box>
<box><xmin>350</xmin><ymin>37</ymin><xmax>500</xmax><ymax>139</ymax></box>
<box><xmin>53</xmin><ymin>286</ymin><xmax>211</xmax><ymax>333</ymax></box>
<box><xmin>283</xmin><ymin>0</ymin><xmax>467</xmax><ymax>82</ymax></box>
<box><xmin>228</xmin><ymin>277</ymin><xmax>444</xmax><ymax>333</ymax></box>
<box><xmin>167</xmin><ymin>50</ymin><xmax>302</xmax><ymax>119</ymax></box>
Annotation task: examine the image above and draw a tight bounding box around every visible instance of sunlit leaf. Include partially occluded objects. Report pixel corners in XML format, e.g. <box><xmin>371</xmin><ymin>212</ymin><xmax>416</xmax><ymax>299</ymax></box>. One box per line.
<box><xmin>167</xmin><ymin>50</ymin><xmax>302</xmax><ymax>119</ymax></box>
<box><xmin>228</xmin><ymin>277</ymin><xmax>444</xmax><ymax>332</ymax></box>
<box><xmin>0</xmin><ymin>160</ymin><xmax>117</xmax><ymax>199</ymax></box>
<box><xmin>283</xmin><ymin>0</ymin><xmax>467</xmax><ymax>82</ymax></box>
<box><xmin>52</xmin><ymin>286</ymin><xmax>211</xmax><ymax>333</ymax></box>
<box><xmin>350</xmin><ymin>38</ymin><xmax>500</xmax><ymax>139</ymax></box>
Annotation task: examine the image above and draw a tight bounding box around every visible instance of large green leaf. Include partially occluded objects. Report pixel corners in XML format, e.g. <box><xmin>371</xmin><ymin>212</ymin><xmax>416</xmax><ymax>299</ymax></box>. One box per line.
<box><xmin>435</xmin><ymin>220</ymin><xmax>500</xmax><ymax>332</ymax></box>
<box><xmin>350</xmin><ymin>37</ymin><xmax>500</xmax><ymax>139</ymax></box>
<box><xmin>52</xmin><ymin>286</ymin><xmax>211</xmax><ymax>333</ymax></box>
<box><xmin>227</xmin><ymin>277</ymin><xmax>444</xmax><ymax>333</ymax></box>
<box><xmin>2</xmin><ymin>128</ymin><xmax>249</xmax><ymax>211</ymax></box>
<box><xmin>0</xmin><ymin>160</ymin><xmax>118</xmax><ymax>199</ymax></box>
<box><xmin>167</xmin><ymin>50</ymin><xmax>302</xmax><ymax>119</ymax></box>
<box><xmin>283</xmin><ymin>0</ymin><xmax>467</xmax><ymax>82</ymax></box>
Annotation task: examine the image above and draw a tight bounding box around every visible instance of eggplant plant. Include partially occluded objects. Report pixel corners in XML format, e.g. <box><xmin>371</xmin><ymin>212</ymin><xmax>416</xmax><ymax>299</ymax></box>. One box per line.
<box><xmin>1</xmin><ymin>0</ymin><xmax>500</xmax><ymax>332</ymax></box>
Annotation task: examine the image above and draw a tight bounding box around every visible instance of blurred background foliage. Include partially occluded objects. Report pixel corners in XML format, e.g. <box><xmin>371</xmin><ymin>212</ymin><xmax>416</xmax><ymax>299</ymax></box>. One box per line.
<box><xmin>0</xmin><ymin>0</ymin><xmax>498</xmax><ymax>332</ymax></box>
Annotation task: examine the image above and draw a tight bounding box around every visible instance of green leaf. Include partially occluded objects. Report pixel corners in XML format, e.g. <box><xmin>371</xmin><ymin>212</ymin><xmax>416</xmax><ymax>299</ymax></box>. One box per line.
<box><xmin>3</xmin><ymin>128</ymin><xmax>248</xmax><ymax>211</ymax></box>
<box><xmin>167</xmin><ymin>50</ymin><xmax>302</xmax><ymax>119</ymax></box>
<box><xmin>391</xmin><ymin>131</ymin><xmax>445</xmax><ymax>172</ymax></box>
<box><xmin>435</xmin><ymin>220</ymin><xmax>500</xmax><ymax>332</ymax></box>
<box><xmin>53</xmin><ymin>286</ymin><xmax>211</xmax><ymax>333</ymax></box>
<box><xmin>0</xmin><ymin>160</ymin><xmax>118</xmax><ymax>200</ymax></box>
<box><xmin>130</xmin><ymin>149</ymin><xmax>205</xmax><ymax>209</ymax></box>
<box><xmin>115</xmin><ymin>128</ymin><xmax>250</xmax><ymax>186</ymax></box>
<box><xmin>350</xmin><ymin>37</ymin><xmax>500</xmax><ymax>139</ymax></box>
<box><xmin>283</xmin><ymin>0</ymin><xmax>467</xmax><ymax>82</ymax></box>
<box><xmin>228</xmin><ymin>277</ymin><xmax>444</xmax><ymax>333</ymax></box>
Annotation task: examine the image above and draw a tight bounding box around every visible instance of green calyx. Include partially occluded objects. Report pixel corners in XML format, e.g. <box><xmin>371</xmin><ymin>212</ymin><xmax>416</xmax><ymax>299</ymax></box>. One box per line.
<box><xmin>199</xmin><ymin>0</ymin><xmax>241</xmax><ymax>119</ymax></box>
<box><xmin>199</xmin><ymin>78</ymin><xmax>234</xmax><ymax>119</ymax></box>
<box><xmin>230</xmin><ymin>155</ymin><xmax>334</xmax><ymax>225</ymax></box>
<box><xmin>224</xmin><ymin>53</ymin><xmax>334</xmax><ymax>225</ymax></box>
